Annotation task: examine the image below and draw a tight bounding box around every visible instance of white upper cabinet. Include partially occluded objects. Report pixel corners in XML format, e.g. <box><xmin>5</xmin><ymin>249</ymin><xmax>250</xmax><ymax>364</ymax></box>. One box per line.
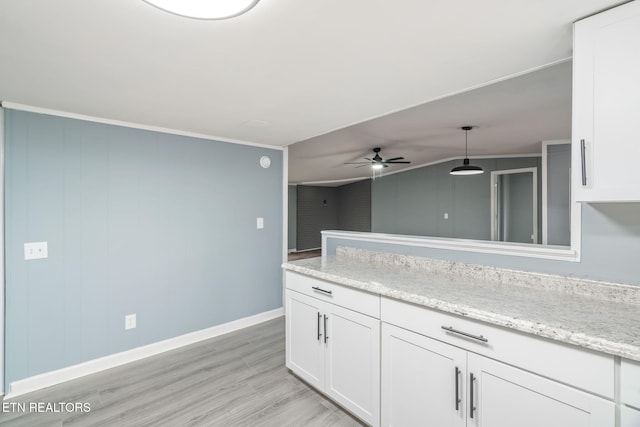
<box><xmin>572</xmin><ymin>1</ymin><xmax>640</xmax><ymax>202</ymax></box>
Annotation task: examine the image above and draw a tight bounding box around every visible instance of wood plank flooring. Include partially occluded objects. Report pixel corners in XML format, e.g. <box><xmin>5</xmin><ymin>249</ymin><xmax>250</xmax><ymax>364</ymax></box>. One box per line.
<box><xmin>0</xmin><ymin>317</ymin><xmax>363</xmax><ymax>426</ymax></box>
<box><xmin>287</xmin><ymin>250</ymin><xmax>321</xmax><ymax>261</ymax></box>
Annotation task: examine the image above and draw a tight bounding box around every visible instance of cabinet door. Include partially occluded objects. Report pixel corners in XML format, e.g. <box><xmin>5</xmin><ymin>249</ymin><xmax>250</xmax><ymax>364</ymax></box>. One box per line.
<box><xmin>325</xmin><ymin>303</ymin><xmax>380</xmax><ymax>427</ymax></box>
<box><xmin>621</xmin><ymin>405</ymin><xmax>640</xmax><ymax>427</ymax></box>
<box><xmin>285</xmin><ymin>290</ymin><xmax>324</xmax><ymax>391</ymax></box>
<box><xmin>467</xmin><ymin>353</ymin><xmax>614</xmax><ymax>427</ymax></box>
<box><xmin>573</xmin><ymin>1</ymin><xmax>640</xmax><ymax>201</ymax></box>
<box><xmin>381</xmin><ymin>323</ymin><xmax>466</xmax><ymax>427</ymax></box>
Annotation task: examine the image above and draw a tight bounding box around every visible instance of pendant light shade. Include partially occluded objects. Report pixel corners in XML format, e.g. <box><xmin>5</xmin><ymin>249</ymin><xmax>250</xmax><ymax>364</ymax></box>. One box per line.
<box><xmin>450</xmin><ymin>126</ymin><xmax>484</xmax><ymax>175</ymax></box>
<box><xmin>142</xmin><ymin>0</ymin><xmax>260</xmax><ymax>20</ymax></box>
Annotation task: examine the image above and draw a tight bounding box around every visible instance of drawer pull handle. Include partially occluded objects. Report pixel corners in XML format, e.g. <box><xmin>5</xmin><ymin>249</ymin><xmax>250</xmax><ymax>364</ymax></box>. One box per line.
<box><xmin>470</xmin><ymin>372</ymin><xmax>477</xmax><ymax>419</ymax></box>
<box><xmin>441</xmin><ymin>326</ymin><xmax>488</xmax><ymax>343</ymax></box>
<box><xmin>455</xmin><ymin>366</ymin><xmax>461</xmax><ymax>411</ymax></box>
<box><xmin>312</xmin><ymin>286</ymin><xmax>332</xmax><ymax>295</ymax></box>
<box><xmin>580</xmin><ymin>139</ymin><xmax>587</xmax><ymax>186</ymax></box>
<box><xmin>317</xmin><ymin>312</ymin><xmax>322</xmax><ymax>341</ymax></box>
<box><xmin>323</xmin><ymin>315</ymin><xmax>329</xmax><ymax>343</ymax></box>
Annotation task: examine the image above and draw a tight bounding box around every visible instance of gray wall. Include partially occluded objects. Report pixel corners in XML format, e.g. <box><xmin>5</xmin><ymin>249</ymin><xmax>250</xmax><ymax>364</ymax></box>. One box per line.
<box><xmin>547</xmin><ymin>144</ymin><xmax>571</xmax><ymax>245</ymax></box>
<box><xmin>288</xmin><ymin>185</ymin><xmax>297</xmax><ymax>250</ymax></box>
<box><xmin>327</xmin><ymin>202</ymin><xmax>640</xmax><ymax>286</ymax></box>
<box><xmin>337</xmin><ymin>180</ymin><xmax>371</xmax><ymax>232</ymax></box>
<box><xmin>295</xmin><ymin>181</ymin><xmax>372</xmax><ymax>251</ymax></box>
<box><xmin>4</xmin><ymin>110</ymin><xmax>283</xmax><ymax>390</ymax></box>
<box><xmin>296</xmin><ymin>186</ymin><xmax>338</xmax><ymax>250</ymax></box>
<box><xmin>372</xmin><ymin>157</ymin><xmax>542</xmax><ymax>241</ymax></box>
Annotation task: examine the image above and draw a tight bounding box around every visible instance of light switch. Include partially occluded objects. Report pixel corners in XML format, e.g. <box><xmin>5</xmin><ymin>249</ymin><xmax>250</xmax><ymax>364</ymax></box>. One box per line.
<box><xmin>24</xmin><ymin>242</ymin><xmax>48</xmax><ymax>260</ymax></box>
<box><xmin>257</xmin><ymin>217</ymin><xmax>264</xmax><ymax>229</ymax></box>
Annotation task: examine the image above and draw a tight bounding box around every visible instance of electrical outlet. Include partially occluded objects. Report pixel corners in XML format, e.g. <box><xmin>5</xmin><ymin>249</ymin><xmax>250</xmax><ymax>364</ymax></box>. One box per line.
<box><xmin>257</xmin><ymin>217</ymin><xmax>264</xmax><ymax>229</ymax></box>
<box><xmin>443</xmin><ymin>213</ymin><xmax>449</xmax><ymax>219</ymax></box>
<box><xmin>125</xmin><ymin>314</ymin><xmax>136</xmax><ymax>330</ymax></box>
<box><xmin>24</xmin><ymin>242</ymin><xmax>48</xmax><ymax>260</ymax></box>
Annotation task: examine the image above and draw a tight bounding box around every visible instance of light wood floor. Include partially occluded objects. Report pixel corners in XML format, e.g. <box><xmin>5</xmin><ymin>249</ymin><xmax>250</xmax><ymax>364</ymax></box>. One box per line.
<box><xmin>287</xmin><ymin>249</ymin><xmax>321</xmax><ymax>261</ymax></box>
<box><xmin>0</xmin><ymin>317</ymin><xmax>363</xmax><ymax>426</ymax></box>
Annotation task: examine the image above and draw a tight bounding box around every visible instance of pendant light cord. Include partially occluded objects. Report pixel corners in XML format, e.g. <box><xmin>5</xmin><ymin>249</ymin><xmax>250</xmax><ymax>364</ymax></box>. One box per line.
<box><xmin>465</xmin><ymin>128</ymin><xmax>469</xmax><ymax>157</ymax></box>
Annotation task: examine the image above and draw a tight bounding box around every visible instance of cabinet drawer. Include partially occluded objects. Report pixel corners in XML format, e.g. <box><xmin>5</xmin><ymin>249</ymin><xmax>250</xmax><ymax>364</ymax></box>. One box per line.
<box><xmin>621</xmin><ymin>359</ymin><xmax>640</xmax><ymax>409</ymax></box>
<box><xmin>286</xmin><ymin>271</ymin><xmax>380</xmax><ymax>318</ymax></box>
<box><xmin>381</xmin><ymin>297</ymin><xmax>614</xmax><ymax>398</ymax></box>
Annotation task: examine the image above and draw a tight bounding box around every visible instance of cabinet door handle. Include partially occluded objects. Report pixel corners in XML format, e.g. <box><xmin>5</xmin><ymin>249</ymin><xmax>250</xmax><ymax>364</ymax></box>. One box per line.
<box><xmin>580</xmin><ymin>139</ymin><xmax>587</xmax><ymax>186</ymax></box>
<box><xmin>469</xmin><ymin>372</ymin><xmax>476</xmax><ymax>419</ymax></box>
<box><xmin>317</xmin><ymin>312</ymin><xmax>322</xmax><ymax>341</ymax></box>
<box><xmin>312</xmin><ymin>286</ymin><xmax>332</xmax><ymax>295</ymax></box>
<box><xmin>455</xmin><ymin>366</ymin><xmax>461</xmax><ymax>411</ymax></box>
<box><xmin>441</xmin><ymin>326</ymin><xmax>488</xmax><ymax>343</ymax></box>
<box><xmin>323</xmin><ymin>314</ymin><xmax>328</xmax><ymax>343</ymax></box>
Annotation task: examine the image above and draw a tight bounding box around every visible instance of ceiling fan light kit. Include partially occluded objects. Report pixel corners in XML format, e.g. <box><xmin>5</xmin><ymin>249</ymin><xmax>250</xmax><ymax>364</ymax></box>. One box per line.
<box><xmin>450</xmin><ymin>126</ymin><xmax>484</xmax><ymax>176</ymax></box>
<box><xmin>345</xmin><ymin>147</ymin><xmax>411</xmax><ymax>176</ymax></box>
<box><xmin>142</xmin><ymin>0</ymin><xmax>260</xmax><ymax>20</ymax></box>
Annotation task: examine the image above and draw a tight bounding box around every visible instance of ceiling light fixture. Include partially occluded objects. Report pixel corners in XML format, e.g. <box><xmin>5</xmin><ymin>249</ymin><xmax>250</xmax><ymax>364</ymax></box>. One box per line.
<box><xmin>142</xmin><ymin>0</ymin><xmax>260</xmax><ymax>20</ymax></box>
<box><xmin>450</xmin><ymin>126</ymin><xmax>484</xmax><ymax>176</ymax></box>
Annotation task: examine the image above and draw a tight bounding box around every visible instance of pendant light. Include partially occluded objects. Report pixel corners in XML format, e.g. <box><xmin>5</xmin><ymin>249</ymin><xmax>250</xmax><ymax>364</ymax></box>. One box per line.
<box><xmin>142</xmin><ymin>0</ymin><xmax>260</xmax><ymax>20</ymax></box>
<box><xmin>450</xmin><ymin>126</ymin><xmax>484</xmax><ymax>175</ymax></box>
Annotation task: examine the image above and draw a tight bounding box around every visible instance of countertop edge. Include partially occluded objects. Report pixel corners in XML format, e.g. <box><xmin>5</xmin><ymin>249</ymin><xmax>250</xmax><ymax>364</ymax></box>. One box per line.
<box><xmin>282</xmin><ymin>262</ymin><xmax>640</xmax><ymax>362</ymax></box>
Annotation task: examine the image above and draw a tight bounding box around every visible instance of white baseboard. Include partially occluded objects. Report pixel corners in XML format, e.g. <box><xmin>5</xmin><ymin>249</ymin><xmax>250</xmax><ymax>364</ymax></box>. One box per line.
<box><xmin>5</xmin><ymin>307</ymin><xmax>284</xmax><ymax>399</ymax></box>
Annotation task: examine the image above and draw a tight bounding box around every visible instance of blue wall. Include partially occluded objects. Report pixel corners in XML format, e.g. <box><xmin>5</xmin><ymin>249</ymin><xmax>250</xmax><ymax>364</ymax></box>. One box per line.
<box><xmin>4</xmin><ymin>110</ymin><xmax>283</xmax><ymax>389</ymax></box>
<box><xmin>327</xmin><ymin>202</ymin><xmax>640</xmax><ymax>286</ymax></box>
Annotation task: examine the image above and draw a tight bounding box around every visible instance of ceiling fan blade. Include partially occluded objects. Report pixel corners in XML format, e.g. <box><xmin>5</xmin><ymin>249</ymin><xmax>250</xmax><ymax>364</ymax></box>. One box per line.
<box><xmin>385</xmin><ymin>157</ymin><xmax>405</xmax><ymax>162</ymax></box>
<box><xmin>355</xmin><ymin>164</ymin><xmax>372</xmax><ymax>168</ymax></box>
<box><xmin>344</xmin><ymin>161</ymin><xmax>371</xmax><ymax>164</ymax></box>
<box><xmin>385</xmin><ymin>161</ymin><xmax>411</xmax><ymax>164</ymax></box>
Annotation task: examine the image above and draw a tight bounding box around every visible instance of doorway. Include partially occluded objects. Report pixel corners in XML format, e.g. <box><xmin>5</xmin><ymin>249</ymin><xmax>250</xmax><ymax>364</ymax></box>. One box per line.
<box><xmin>491</xmin><ymin>167</ymin><xmax>538</xmax><ymax>244</ymax></box>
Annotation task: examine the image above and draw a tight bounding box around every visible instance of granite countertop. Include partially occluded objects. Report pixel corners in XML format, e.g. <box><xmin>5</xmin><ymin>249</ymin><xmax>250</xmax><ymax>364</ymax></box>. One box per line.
<box><xmin>282</xmin><ymin>254</ymin><xmax>640</xmax><ymax>362</ymax></box>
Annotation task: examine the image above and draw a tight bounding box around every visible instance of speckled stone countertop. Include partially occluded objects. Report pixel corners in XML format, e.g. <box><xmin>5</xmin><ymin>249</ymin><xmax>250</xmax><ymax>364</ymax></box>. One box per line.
<box><xmin>282</xmin><ymin>249</ymin><xmax>640</xmax><ymax>362</ymax></box>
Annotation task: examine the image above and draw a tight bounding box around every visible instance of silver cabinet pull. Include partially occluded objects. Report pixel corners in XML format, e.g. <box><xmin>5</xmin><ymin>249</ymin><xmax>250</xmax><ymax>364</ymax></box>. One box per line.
<box><xmin>441</xmin><ymin>326</ymin><xmax>488</xmax><ymax>343</ymax></box>
<box><xmin>580</xmin><ymin>139</ymin><xmax>587</xmax><ymax>186</ymax></box>
<box><xmin>312</xmin><ymin>286</ymin><xmax>332</xmax><ymax>295</ymax></box>
<box><xmin>317</xmin><ymin>312</ymin><xmax>322</xmax><ymax>341</ymax></box>
<box><xmin>323</xmin><ymin>315</ymin><xmax>329</xmax><ymax>343</ymax></box>
<box><xmin>469</xmin><ymin>373</ymin><xmax>476</xmax><ymax>419</ymax></box>
<box><xmin>455</xmin><ymin>366</ymin><xmax>461</xmax><ymax>411</ymax></box>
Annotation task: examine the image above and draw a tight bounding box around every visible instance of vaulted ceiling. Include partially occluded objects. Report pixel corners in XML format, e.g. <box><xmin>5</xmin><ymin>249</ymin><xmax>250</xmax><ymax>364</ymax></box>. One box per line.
<box><xmin>0</xmin><ymin>0</ymin><xmax>623</xmax><ymax>183</ymax></box>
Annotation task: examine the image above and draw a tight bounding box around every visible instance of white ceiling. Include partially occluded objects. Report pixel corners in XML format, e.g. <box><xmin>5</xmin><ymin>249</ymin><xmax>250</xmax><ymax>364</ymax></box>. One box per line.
<box><xmin>289</xmin><ymin>60</ymin><xmax>573</xmax><ymax>184</ymax></box>
<box><xmin>0</xmin><ymin>0</ymin><xmax>622</xmax><ymax>168</ymax></box>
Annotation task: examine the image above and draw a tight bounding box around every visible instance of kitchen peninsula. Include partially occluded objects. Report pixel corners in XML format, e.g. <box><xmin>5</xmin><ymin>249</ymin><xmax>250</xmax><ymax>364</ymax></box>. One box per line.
<box><xmin>283</xmin><ymin>245</ymin><xmax>640</xmax><ymax>427</ymax></box>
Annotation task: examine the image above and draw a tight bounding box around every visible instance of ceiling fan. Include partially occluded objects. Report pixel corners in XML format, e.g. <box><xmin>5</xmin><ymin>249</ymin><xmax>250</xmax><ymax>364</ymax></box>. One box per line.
<box><xmin>345</xmin><ymin>147</ymin><xmax>411</xmax><ymax>170</ymax></box>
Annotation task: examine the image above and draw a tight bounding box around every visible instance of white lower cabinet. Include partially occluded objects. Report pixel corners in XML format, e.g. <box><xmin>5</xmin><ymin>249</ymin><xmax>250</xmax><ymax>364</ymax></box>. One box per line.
<box><xmin>381</xmin><ymin>323</ymin><xmax>466</xmax><ymax>427</ymax></box>
<box><xmin>381</xmin><ymin>323</ymin><xmax>614</xmax><ymax>427</ymax></box>
<box><xmin>621</xmin><ymin>405</ymin><xmax>640</xmax><ymax>427</ymax></box>
<box><xmin>286</xmin><ymin>290</ymin><xmax>325</xmax><ymax>390</ymax></box>
<box><xmin>467</xmin><ymin>353</ymin><xmax>614</xmax><ymax>427</ymax></box>
<box><xmin>285</xmin><ymin>288</ymin><xmax>380</xmax><ymax>426</ymax></box>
